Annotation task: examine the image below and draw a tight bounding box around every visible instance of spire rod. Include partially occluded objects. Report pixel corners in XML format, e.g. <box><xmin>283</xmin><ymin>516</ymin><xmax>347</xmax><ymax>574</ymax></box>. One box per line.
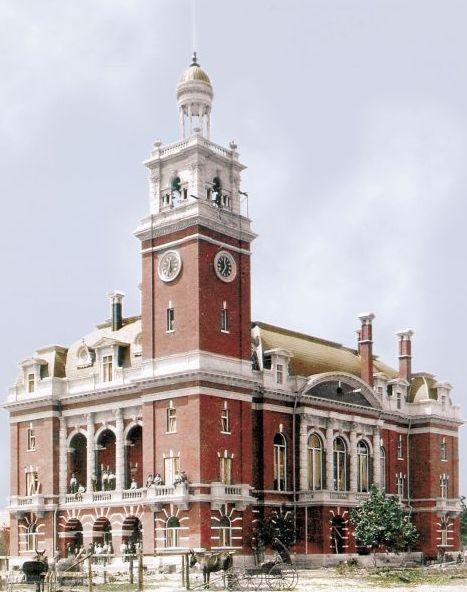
<box><xmin>191</xmin><ymin>0</ymin><xmax>197</xmax><ymax>57</ymax></box>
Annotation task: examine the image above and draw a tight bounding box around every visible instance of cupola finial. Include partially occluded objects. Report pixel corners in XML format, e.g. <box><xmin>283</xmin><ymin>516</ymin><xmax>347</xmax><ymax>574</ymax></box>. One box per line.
<box><xmin>191</xmin><ymin>51</ymin><xmax>198</xmax><ymax>66</ymax></box>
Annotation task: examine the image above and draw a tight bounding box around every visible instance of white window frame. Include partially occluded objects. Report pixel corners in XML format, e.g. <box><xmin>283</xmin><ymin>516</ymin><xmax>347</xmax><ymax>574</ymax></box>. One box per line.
<box><xmin>27</xmin><ymin>423</ymin><xmax>36</xmax><ymax>451</ymax></box>
<box><xmin>397</xmin><ymin>434</ymin><xmax>403</xmax><ymax>459</ymax></box>
<box><xmin>102</xmin><ymin>355</ymin><xmax>113</xmax><ymax>383</ymax></box>
<box><xmin>396</xmin><ymin>473</ymin><xmax>404</xmax><ymax>497</ymax></box>
<box><xmin>26</xmin><ymin>523</ymin><xmax>38</xmax><ymax>551</ymax></box>
<box><xmin>163</xmin><ymin>454</ymin><xmax>180</xmax><ymax>486</ymax></box>
<box><xmin>380</xmin><ymin>446</ymin><xmax>386</xmax><ymax>492</ymax></box>
<box><xmin>439</xmin><ymin>474</ymin><xmax>449</xmax><ymax>499</ymax></box>
<box><xmin>165</xmin><ymin>516</ymin><xmax>180</xmax><ymax>548</ymax></box>
<box><xmin>276</xmin><ymin>364</ymin><xmax>284</xmax><ymax>385</ymax></box>
<box><xmin>220</xmin><ymin>303</ymin><xmax>229</xmax><ymax>333</ymax></box>
<box><xmin>307</xmin><ymin>433</ymin><xmax>323</xmax><ymax>491</ymax></box>
<box><xmin>396</xmin><ymin>391</ymin><xmax>402</xmax><ymax>410</ymax></box>
<box><xmin>27</xmin><ymin>373</ymin><xmax>35</xmax><ymax>393</ymax></box>
<box><xmin>218</xmin><ymin>515</ymin><xmax>232</xmax><ymax>547</ymax></box>
<box><xmin>333</xmin><ymin>437</ymin><xmax>347</xmax><ymax>492</ymax></box>
<box><xmin>357</xmin><ymin>440</ymin><xmax>370</xmax><ymax>493</ymax></box>
<box><xmin>220</xmin><ymin>405</ymin><xmax>230</xmax><ymax>433</ymax></box>
<box><xmin>441</xmin><ymin>437</ymin><xmax>448</xmax><ymax>461</ymax></box>
<box><xmin>219</xmin><ymin>451</ymin><xmax>233</xmax><ymax>485</ymax></box>
<box><xmin>166</xmin><ymin>307</ymin><xmax>175</xmax><ymax>332</ymax></box>
<box><xmin>166</xmin><ymin>401</ymin><xmax>177</xmax><ymax>433</ymax></box>
<box><xmin>273</xmin><ymin>433</ymin><xmax>287</xmax><ymax>491</ymax></box>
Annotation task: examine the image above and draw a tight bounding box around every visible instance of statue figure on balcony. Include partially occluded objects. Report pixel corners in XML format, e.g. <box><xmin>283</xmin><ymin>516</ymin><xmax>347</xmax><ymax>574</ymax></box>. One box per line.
<box><xmin>145</xmin><ymin>474</ymin><xmax>154</xmax><ymax>488</ymax></box>
<box><xmin>102</xmin><ymin>467</ymin><xmax>109</xmax><ymax>491</ymax></box>
<box><xmin>69</xmin><ymin>473</ymin><xmax>78</xmax><ymax>494</ymax></box>
<box><xmin>154</xmin><ymin>473</ymin><xmax>163</xmax><ymax>486</ymax></box>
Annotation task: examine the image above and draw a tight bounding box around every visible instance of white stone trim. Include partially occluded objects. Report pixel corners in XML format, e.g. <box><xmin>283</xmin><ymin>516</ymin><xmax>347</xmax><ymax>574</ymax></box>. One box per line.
<box><xmin>140</xmin><ymin>232</ymin><xmax>251</xmax><ymax>256</ymax></box>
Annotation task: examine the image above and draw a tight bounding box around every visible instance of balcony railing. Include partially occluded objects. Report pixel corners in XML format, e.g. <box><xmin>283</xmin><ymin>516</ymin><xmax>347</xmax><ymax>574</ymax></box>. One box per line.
<box><xmin>298</xmin><ymin>490</ymin><xmax>371</xmax><ymax>505</ymax></box>
<box><xmin>9</xmin><ymin>494</ymin><xmax>58</xmax><ymax>513</ymax></box>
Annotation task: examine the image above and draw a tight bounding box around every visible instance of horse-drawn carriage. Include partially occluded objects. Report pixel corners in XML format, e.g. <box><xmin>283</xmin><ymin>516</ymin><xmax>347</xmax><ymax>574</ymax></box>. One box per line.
<box><xmin>7</xmin><ymin>552</ymin><xmax>56</xmax><ymax>592</ymax></box>
<box><xmin>188</xmin><ymin>538</ymin><xmax>298</xmax><ymax>591</ymax></box>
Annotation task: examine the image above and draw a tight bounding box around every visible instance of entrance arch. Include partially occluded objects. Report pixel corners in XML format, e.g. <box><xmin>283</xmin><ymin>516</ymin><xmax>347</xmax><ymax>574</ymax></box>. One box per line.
<box><xmin>122</xmin><ymin>516</ymin><xmax>142</xmax><ymax>552</ymax></box>
<box><xmin>125</xmin><ymin>425</ymin><xmax>143</xmax><ymax>489</ymax></box>
<box><xmin>93</xmin><ymin>517</ymin><xmax>112</xmax><ymax>550</ymax></box>
<box><xmin>63</xmin><ymin>518</ymin><xmax>83</xmax><ymax>556</ymax></box>
<box><xmin>96</xmin><ymin>429</ymin><xmax>116</xmax><ymax>491</ymax></box>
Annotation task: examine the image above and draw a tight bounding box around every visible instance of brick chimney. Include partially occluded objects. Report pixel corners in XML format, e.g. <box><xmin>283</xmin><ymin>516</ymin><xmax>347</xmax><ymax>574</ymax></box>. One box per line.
<box><xmin>358</xmin><ymin>313</ymin><xmax>375</xmax><ymax>386</ymax></box>
<box><xmin>109</xmin><ymin>291</ymin><xmax>125</xmax><ymax>331</ymax></box>
<box><xmin>397</xmin><ymin>329</ymin><xmax>414</xmax><ymax>382</ymax></box>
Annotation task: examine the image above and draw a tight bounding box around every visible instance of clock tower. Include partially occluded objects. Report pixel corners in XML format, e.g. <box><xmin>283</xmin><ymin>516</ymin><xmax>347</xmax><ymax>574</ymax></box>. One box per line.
<box><xmin>135</xmin><ymin>54</ymin><xmax>256</xmax><ymax>375</ymax></box>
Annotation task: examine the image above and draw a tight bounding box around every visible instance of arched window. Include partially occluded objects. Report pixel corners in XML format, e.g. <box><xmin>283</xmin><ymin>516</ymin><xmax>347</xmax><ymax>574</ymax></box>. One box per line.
<box><xmin>333</xmin><ymin>437</ymin><xmax>347</xmax><ymax>491</ymax></box>
<box><xmin>307</xmin><ymin>433</ymin><xmax>323</xmax><ymax>490</ymax></box>
<box><xmin>273</xmin><ymin>433</ymin><xmax>287</xmax><ymax>491</ymax></box>
<box><xmin>357</xmin><ymin>440</ymin><xmax>370</xmax><ymax>492</ymax></box>
<box><xmin>380</xmin><ymin>446</ymin><xmax>386</xmax><ymax>491</ymax></box>
<box><xmin>26</xmin><ymin>523</ymin><xmax>37</xmax><ymax>551</ymax></box>
<box><xmin>165</xmin><ymin>516</ymin><xmax>180</xmax><ymax>548</ymax></box>
<box><xmin>218</xmin><ymin>515</ymin><xmax>231</xmax><ymax>547</ymax></box>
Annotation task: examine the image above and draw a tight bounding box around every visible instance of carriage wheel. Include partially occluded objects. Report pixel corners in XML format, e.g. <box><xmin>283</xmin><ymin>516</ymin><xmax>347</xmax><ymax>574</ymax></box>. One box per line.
<box><xmin>265</xmin><ymin>564</ymin><xmax>298</xmax><ymax>591</ymax></box>
<box><xmin>234</xmin><ymin>568</ymin><xmax>258</xmax><ymax>591</ymax></box>
<box><xmin>225</xmin><ymin>567</ymin><xmax>241</xmax><ymax>591</ymax></box>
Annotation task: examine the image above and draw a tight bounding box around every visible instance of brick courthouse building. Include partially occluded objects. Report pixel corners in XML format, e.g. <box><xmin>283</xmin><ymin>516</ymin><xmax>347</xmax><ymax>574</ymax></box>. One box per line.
<box><xmin>5</xmin><ymin>56</ymin><xmax>463</xmax><ymax>563</ymax></box>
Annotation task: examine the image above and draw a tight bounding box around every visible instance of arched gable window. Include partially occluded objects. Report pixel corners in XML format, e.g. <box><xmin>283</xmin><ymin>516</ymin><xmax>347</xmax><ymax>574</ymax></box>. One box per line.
<box><xmin>307</xmin><ymin>433</ymin><xmax>323</xmax><ymax>490</ymax></box>
<box><xmin>273</xmin><ymin>433</ymin><xmax>287</xmax><ymax>491</ymax></box>
<box><xmin>333</xmin><ymin>437</ymin><xmax>347</xmax><ymax>491</ymax></box>
<box><xmin>357</xmin><ymin>440</ymin><xmax>370</xmax><ymax>492</ymax></box>
<box><xmin>165</xmin><ymin>516</ymin><xmax>180</xmax><ymax>548</ymax></box>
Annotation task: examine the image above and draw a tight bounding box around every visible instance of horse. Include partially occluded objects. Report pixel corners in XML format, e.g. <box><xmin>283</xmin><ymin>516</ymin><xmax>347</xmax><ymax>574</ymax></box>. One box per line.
<box><xmin>188</xmin><ymin>549</ymin><xmax>234</xmax><ymax>589</ymax></box>
<box><xmin>22</xmin><ymin>550</ymin><xmax>48</xmax><ymax>592</ymax></box>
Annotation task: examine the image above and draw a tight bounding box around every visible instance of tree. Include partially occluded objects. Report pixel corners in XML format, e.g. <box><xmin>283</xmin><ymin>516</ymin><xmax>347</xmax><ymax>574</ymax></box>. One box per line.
<box><xmin>251</xmin><ymin>506</ymin><xmax>295</xmax><ymax>564</ymax></box>
<box><xmin>460</xmin><ymin>496</ymin><xmax>467</xmax><ymax>547</ymax></box>
<box><xmin>350</xmin><ymin>484</ymin><xmax>419</xmax><ymax>564</ymax></box>
<box><xmin>0</xmin><ymin>527</ymin><xmax>10</xmax><ymax>556</ymax></box>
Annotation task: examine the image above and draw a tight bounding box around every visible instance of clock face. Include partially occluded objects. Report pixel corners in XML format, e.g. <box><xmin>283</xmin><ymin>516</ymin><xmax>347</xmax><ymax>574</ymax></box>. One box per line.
<box><xmin>214</xmin><ymin>251</ymin><xmax>237</xmax><ymax>282</ymax></box>
<box><xmin>158</xmin><ymin>250</ymin><xmax>182</xmax><ymax>282</ymax></box>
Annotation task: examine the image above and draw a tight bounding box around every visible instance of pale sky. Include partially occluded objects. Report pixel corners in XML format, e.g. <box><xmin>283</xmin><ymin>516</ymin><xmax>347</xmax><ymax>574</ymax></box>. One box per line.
<box><xmin>1</xmin><ymin>0</ymin><xmax>466</xmax><ymax>504</ymax></box>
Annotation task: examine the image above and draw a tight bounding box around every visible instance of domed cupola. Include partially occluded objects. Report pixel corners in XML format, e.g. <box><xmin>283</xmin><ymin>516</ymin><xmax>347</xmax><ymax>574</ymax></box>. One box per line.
<box><xmin>176</xmin><ymin>52</ymin><xmax>213</xmax><ymax>139</ymax></box>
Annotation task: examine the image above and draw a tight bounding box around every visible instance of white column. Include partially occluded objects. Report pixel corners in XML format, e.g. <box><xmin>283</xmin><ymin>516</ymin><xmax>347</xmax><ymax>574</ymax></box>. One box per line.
<box><xmin>350</xmin><ymin>424</ymin><xmax>358</xmax><ymax>492</ymax></box>
<box><xmin>373</xmin><ymin>428</ymin><xmax>381</xmax><ymax>487</ymax></box>
<box><xmin>299</xmin><ymin>422</ymin><xmax>309</xmax><ymax>491</ymax></box>
<box><xmin>188</xmin><ymin>104</ymin><xmax>192</xmax><ymax>135</ymax></box>
<box><xmin>115</xmin><ymin>408</ymin><xmax>124</xmax><ymax>491</ymax></box>
<box><xmin>325</xmin><ymin>421</ymin><xmax>334</xmax><ymax>490</ymax></box>
<box><xmin>59</xmin><ymin>417</ymin><xmax>67</xmax><ymax>495</ymax></box>
<box><xmin>86</xmin><ymin>413</ymin><xmax>95</xmax><ymax>493</ymax></box>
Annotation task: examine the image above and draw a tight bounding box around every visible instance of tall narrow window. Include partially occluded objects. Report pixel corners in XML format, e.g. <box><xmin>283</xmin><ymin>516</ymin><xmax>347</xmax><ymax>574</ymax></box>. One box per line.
<box><xmin>166</xmin><ymin>307</ymin><xmax>175</xmax><ymax>332</ymax></box>
<box><xmin>165</xmin><ymin>516</ymin><xmax>180</xmax><ymax>548</ymax></box>
<box><xmin>220</xmin><ymin>303</ymin><xmax>229</xmax><ymax>333</ymax></box>
<box><xmin>27</xmin><ymin>373</ymin><xmax>35</xmax><ymax>393</ymax></box>
<box><xmin>307</xmin><ymin>434</ymin><xmax>323</xmax><ymax>490</ymax></box>
<box><xmin>102</xmin><ymin>355</ymin><xmax>113</xmax><ymax>382</ymax></box>
<box><xmin>219</xmin><ymin>451</ymin><xmax>233</xmax><ymax>485</ymax></box>
<box><xmin>333</xmin><ymin>437</ymin><xmax>348</xmax><ymax>491</ymax></box>
<box><xmin>396</xmin><ymin>392</ymin><xmax>402</xmax><ymax>410</ymax></box>
<box><xmin>273</xmin><ymin>433</ymin><xmax>287</xmax><ymax>491</ymax></box>
<box><xmin>27</xmin><ymin>423</ymin><xmax>36</xmax><ymax>451</ymax></box>
<box><xmin>163</xmin><ymin>454</ymin><xmax>180</xmax><ymax>486</ymax></box>
<box><xmin>357</xmin><ymin>440</ymin><xmax>370</xmax><ymax>492</ymax></box>
<box><xmin>397</xmin><ymin>434</ymin><xmax>403</xmax><ymax>459</ymax></box>
<box><xmin>166</xmin><ymin>401</ymin><xmax>177</xmax><ymax>433</ymax></box>
<box><xmin>440</xmin><ymin>520</ymin><xmax>449</xmax><ymax>546</ymax></box>
<box><xmin>380</xmin><ymin>446</ymin><xmax>386</xmax><ymax>492</ymax></box>
<box><xmin>26</xmin><ymin>523</ymin><xmax>38</xmax><ymax>551</ymax></box>
<box><xmin>218</xmin><ymin>515</ymin><xmax>232</xmax><ymax>547</ymax></box>
<box><xmin>439</xmin><ymin>474</ymin><xmax>449</xmax><ymax>498</ymax></box>
<box><xmin>220</xmin><ymin>404</ymin><xmax>230</xmax><ymax>433</ymax></box>
<box><xmin>276</xmin><ymin>364</ymin><xmax>284</xmax><ymax>385</ymax></box>
<box><xmin>26</xmin><ymin>469</ymin><xmax>39</xmax><ymax>496</ymax></box>
<box><xmin>396</xmin><ymin>473</ymin><xmax>404</xmax><ymax>497</ymax></box>
<box><xmin>440</xmin><ymin>437</ymin><xmax>448</xmax><ymax>461</ymax></box>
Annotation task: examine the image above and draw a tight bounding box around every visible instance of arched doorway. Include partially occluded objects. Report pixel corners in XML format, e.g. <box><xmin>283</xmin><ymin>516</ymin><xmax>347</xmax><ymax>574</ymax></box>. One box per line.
<box><xmin>125</xmin><ymin>426</ymin><xmax>143</xmax><ymax>489</ymax></box>
<box><xmin>331</xmin><ymin>516</ymin><xmax>346</xmax><ymax>554</ymax></box>
<box><xmin>96</xmin><ymin>429</ymin><xmax>116</xmax><ymax>491</ymax></box>
<box><xmin>63</xmin><ymin>518</ymin><xmax>83</xmax><ymax>556</ymax></box>
<box><xmin>68</xmin><ymin>433</ymin><xmax>87</xmax><ymax>492</ymax></box>
<box><xmin>122</xmin><ymin>516</ymin><xmax>142</xmax><ymax>553</ymax></box>
<box><xmin>93</xmin><ymin>517</ymin><xmax>112</xmax><ymax>551</ymax></box>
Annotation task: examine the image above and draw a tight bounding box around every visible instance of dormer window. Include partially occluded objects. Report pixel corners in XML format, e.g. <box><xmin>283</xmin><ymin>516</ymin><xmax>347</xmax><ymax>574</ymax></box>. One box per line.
<box><xmin>27</xmin><ymin>373</ymin><xmax>35</xmax><ymax>393</ymax></box>
<box><xmin>77</xmin><ymin>344</ymin><xmax>95</xmax><ymax>368</ymax></box>
<box><xmin>102</xmin><ymin>355</ymin><xmax>113</xmax><ymax>382</ymax></box>
<box><xmin>396</xmin><ymin>391</ymin><xmax>402</xmax><ymax>410</ymax></box>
